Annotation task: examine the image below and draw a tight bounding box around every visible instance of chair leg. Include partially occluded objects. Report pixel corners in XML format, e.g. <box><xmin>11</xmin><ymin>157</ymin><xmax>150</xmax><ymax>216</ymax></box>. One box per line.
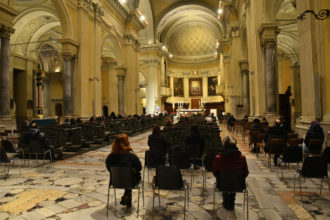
<box><xmin>152</xmin><ymin>188</ymin><xmax>155</xmax><ymax>217</ymax></box>
<box><xmin>320</xmin><ymin>178</ymin><xmax>323</xmax><ymax>196</ymax></box>
<box><xmin>183</xmin><ymin>188</ymin><xmax>186</xmax><ymax>220</ymax></box>
<box><xmin>107</xmin><ymin>186</ymin><xmax>110</xmax><ymax>217</ymax></box>
<box><xmin>114</xmin><ymin>188</ymin><xmax>117</xmax><ymax>206</ymax></box>
<box><xmin>137</xmin><ymin>186</ymin><xmax>140</xmax><ymax>218</ymax></box>
<box><xmin>247</xmin><ymin>190</ymin><xmax>249</xmax><ymax>220</ymax></box>
<box><xmin>142</xmin><ymin>179</ymin><xmax>145</xmax><ymax>207</ymax></box>
<box><xmin>293</xmin><ymin>173</ymin><xmax>296</xmax><ymax>195</ymax></box>
<box><xmin>158</xmin><ymin>188</ymin><xmax>160</xmax><ymax>206</ymax></box>
<box><xmin>213</xmin><ymin>188</ymin><xmax>216</xmax><ymax>220</ymax></box>
<box><xmin>298</xmin><ymin>176</ymin><xmax>302</xmax><ymax>200</ymax></box>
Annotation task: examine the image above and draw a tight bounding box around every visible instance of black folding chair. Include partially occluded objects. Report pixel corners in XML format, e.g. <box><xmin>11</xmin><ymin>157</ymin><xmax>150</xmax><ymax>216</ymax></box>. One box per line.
<box><xmin>27</xmin><ymin>139</ymin><xmax>52</xmax><ymax>167</ymax></box>
<box><xmin>107</xmin><ymin>166</ymin><xmax>142</xmax><ymax>217</ymax></box>
<box><xmin>0</xmin><ymin>146</ymin><xmax>15</xmax><ymax>178</ymax></box>
<box><xmin>153</xmin><ymin>166</ymin><xmax>189</xmax><ymax>219</ymax></box>
<box><xmin>305</xmin><ymin>139</ymin><xmax>323</xmax><ymax>157</ymax></box>
<box><xmin>143</xmin><ymin>150</ymin><xmax>165</xmax><ymax>182</ymax></box>
<box><xmin>2</xmin><ymin>140</ymin><xmax>25</xmax><ymax>167</ymax></box>
<box><xmin>323</xmin><ymin>147</ymin><xmax>330</xmax><ymax>164</ymax></box>
<box><xmin>279</xmin><ymin>138</ymin><xmax>303</xmax><ymax>179</ymax></box>
<box><xmin>294</xmin><ymin>157</ymin><xmax>329</xmax><ymax>200</ymax></box>
<box><xmin>267</xmin><ymin>138</ymin><xmax>285</xmax><ymax>167</ymax></box>
<box><xmin>214</xmin><ymin>169</ymin><xmax>248</xmax><ymax>219</ymax></box>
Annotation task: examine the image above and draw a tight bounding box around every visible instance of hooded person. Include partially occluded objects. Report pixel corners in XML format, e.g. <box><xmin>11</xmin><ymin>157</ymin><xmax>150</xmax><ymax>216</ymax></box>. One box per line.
<box><xmin>212</xmin><ymin>136</ymin><xmax>249</xmax><ymax>210</ymax></box>
<box><xmin>303</xmin><ymin>121</ymin><xmax>324</xmax><ymax>152</ymax></box>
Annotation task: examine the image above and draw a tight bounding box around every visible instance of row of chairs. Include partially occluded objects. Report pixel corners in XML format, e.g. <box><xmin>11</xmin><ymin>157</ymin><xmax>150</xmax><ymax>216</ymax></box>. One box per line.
<box><xmin>107</xmin><ymin>165</ymin><xmax>248</xmax><ymax>219</ymax></box>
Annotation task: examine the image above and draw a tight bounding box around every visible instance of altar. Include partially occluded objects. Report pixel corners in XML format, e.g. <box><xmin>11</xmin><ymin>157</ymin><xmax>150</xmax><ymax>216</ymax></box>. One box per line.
<box><xmin>177</xmin><ymin>108</ymin><xmax>205</xmax><ymax>117</ymax></box>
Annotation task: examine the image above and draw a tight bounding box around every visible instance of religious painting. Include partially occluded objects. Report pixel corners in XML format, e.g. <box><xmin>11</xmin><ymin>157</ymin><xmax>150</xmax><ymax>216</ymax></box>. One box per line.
<box><xmin>189</xmin><ymin>78</ymin><xmax>203</xmax><ymax>96</ymax></box>
<box><xmin>173</xmin><ymin>78</ymin><xmax>184</xmax><ymax>97</ymax></box>
<box><xmin>208</xmin><ymin>76</ymin><xmax>218</xmax><ymax>96</ymax></box>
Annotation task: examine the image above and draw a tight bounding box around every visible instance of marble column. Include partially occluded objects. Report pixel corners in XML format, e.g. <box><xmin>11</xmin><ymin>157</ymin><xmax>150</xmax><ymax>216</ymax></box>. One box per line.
<box><xmin>62</xmin><ymin>55</ymin><xmax>74</xmax><ymax>116</ymax></box>
<box><xmin>259</xmin><ymin>24</ymin><xmax>280</xmax><ymax>116</ymax></box>
<box><xmin>0</xmin><ymin>25</ymin><xmax>14</xmax><ymax>118</ymax></box>
<box><xmin>291</xmin><ymin>63</ymin><xmax>302</xmax><ymax>119</ymax></box>
<box><xmin>117</xmin><ymin>68</ymin><xmax>126</xmax><ymax>115</ymax></box>
<box><xmin>239</xmin><ymin>60</ymin><xmax>250</xmax><ymax>116</ymax></box>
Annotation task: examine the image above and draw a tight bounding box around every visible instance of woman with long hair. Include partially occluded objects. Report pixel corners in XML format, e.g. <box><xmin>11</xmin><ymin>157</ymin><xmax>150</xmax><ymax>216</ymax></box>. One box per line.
<box><xmin>105</xmin><ymin>134</ymin><xmax>142</xmax><ymax>208</ymax></box>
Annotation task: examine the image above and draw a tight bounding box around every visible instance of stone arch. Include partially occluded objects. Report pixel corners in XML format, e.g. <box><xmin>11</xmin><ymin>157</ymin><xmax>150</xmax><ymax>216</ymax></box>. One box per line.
<box><xmin>51</xmin><ymin>0</ymin><xmax>73</xmax><ymax>39</ymax></box>
<box><xmin>101</xmin><ymin>34</ymin><xmax>123</xmax><ymax>65</ymax></box>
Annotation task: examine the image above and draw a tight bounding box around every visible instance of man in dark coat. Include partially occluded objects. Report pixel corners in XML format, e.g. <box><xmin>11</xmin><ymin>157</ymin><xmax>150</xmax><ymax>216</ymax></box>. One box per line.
<box><xmin>212</xmin><ymin>136</ymin><xmax>249</xmax><ymax>210</ymax></box>
<box><xmin>185</xmin><ymin>125</ymin><xmax>205</xmax><ymax>158</ymax></box>
<box><xmin>264</xmin><ymin>119</ymin><xmax>286</xmax><ymax>166</ymax></box>
<box><xmin>148</xmin><ymin>125</ymin><xmax>168</xmax><ymax>155</ymax></box>
<box><xmin>250</xmin><ymin>118</ymin><xmax>263</xmax><ymax>153</ymax></box>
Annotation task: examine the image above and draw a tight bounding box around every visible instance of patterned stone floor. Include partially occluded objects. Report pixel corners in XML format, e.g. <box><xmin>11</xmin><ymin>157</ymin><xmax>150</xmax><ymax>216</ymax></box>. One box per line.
<box><xmin>0</xmin><ymin>125</ymin><xmax>329</xmax><ymax>219</ymax></box>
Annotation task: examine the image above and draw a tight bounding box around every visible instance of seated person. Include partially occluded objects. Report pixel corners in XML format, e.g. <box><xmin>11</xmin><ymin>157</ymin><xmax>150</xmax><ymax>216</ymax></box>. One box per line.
<box><xmin>261</xmin><ymin>117</ymin><xmax>269</xmax><ymax>127</ymax></box>
<box><xmin>249</xmin><ymin>118</ymin><xmax>263</xmax><ymax>153</ymax></box>
<box><xmin>163</xmin><ymin>117</ymin><xmax>173</xmax><ymax>129</ymax></box>
<box><xmin>148</xmin><ymin>125</ymin><xmax>168</xmax><ymax>155</ymax></box>
<box><xmin>264</xmin><ymin>119</ymin><xmax>286</xmax><ymax>166</ymax></box>
<box><xmin>303</xmin><ymin>121</ymin><xmax>324</xmax><ymax>152</ymax></box>
<box><xmin>20</xmin><ymin>123</ymin><xmax>55</xmax><ymax>159</ymax></box>
<box><xmin>185</xmin><ymin>125</ymin><xmax>205</xmax><ymax>167</ymax></box>
<box><xmin>242</xmin><ymin>115</ymin><xmax>249</xmax><ymax>122</ymax></box>
<box><xmin>105</xmin><ymin>134</ymin><xmax>142</xmax><ymax>208</ymax></box>
<box><xmin>212</xmin><ymin>136</ymin><xmax>249</xmax><ymax>210</ymax></box>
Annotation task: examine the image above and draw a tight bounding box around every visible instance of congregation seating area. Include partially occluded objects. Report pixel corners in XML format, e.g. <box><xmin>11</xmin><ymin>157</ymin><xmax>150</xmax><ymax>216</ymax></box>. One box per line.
<box><xmin>0</xmin><ymin>115</ymin><xmax>167</xmax><ymax>175</ymax></box>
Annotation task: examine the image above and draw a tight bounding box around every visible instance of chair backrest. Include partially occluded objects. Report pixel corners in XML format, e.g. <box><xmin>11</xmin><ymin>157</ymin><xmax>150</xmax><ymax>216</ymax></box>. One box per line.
<box><xmin>170</xmin><ymin>151</ymin><xmax>190</xmax><ymax>169</ymax></box>
<box><xmin>109</xmin><ymin>166</ymin><xmax>137</xmax><ymax>189</ymax></box>
<box><xmin>287</xmin><ymin>138</ymin><xmax>303</xmax><ymax>146</ymax></box>
<box><xmin>287</xmin><ymin>133</ymin><xmax>298</xmax><ymax>140</ymax></box>
<box><xmin>28</xmin><ymin>139</ymin><xmax>44</xmax><ymax>154</ymax></box>
<box><xmin>283</xmin><ymin>146</ymin><xmax>302</xmax><ymax>163</ymax></box>
<box><xmin>323</xmin><ymin>147</ymin><xmax>330</xmax><ymax>164</ymax></box>
<box><xmin>307</xmin><ymin>139</ymin><xmax>323</xmax><ymax>153</ymax></box>
<box><xmin>145</xmin><ymin>150</ymin><xmax>165</xmax><ymax>168</ymax></box>
<box><xmin>269</xmin><ymin>138</ymin><xmax>285</xmax><ymax>153</ymax></box>
<box><xmin>204</xmin><ymin>152</ymin><xmax>217</xmax><ymax>171</ymax></box>
<box><xmin>301</xmin><ymin>157</ymin><xmax>327</xmax><ymax>178</ymax></box>
<box><xmin>155</xmin><ymin>165</ymin><xmax>184</xmax><ymax>190</ymax></box>
<box><xmin>217</xmin><ymin>169</ymin><xmax>246</xmax><ymax>192</ymax></box>
<box><xmin>1</xmin><ymin>140</ymin><xmax>15</xmax><ymax>153</ymax></box>
<box><xmin>186</xmin><ymin>143</ymin><xmax>202</xmax><ymax>158</ymax></box>
<box><xmin>0</xmin><ymin>146</ymin><xmax>9</xmax><ymax>163</ymax></box>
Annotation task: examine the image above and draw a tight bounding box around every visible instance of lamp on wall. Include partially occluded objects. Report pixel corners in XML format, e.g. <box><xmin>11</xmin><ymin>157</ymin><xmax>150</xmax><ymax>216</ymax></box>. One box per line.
<box><xmin>297</xmin><ymin>9</ymin><xmax>330</xmax><ymax>21</ymax></box>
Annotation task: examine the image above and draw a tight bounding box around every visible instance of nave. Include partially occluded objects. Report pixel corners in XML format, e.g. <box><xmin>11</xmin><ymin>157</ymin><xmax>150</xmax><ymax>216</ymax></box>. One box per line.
<box><xmin>0</xmin><ymin>125</ymin><xmax>329</xmax><ymax>220</ymax></box>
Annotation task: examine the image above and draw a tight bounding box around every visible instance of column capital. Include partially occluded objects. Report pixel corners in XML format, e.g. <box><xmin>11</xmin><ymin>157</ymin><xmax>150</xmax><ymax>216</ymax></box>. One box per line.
<box><xmin>258</xmin><ymin>23</ymin><xmax>280</xmax><ymax>47</ymax></box>
<box><xmin>239</xmin><ymin>60</ymin><xmax>249</xmax><ymax>73</ymax></box>
<box><xmin>60</xmin><ymin>38</ymin><xmax>79</xmax><ymax>58</ymax></box>
<box><xmin>0</xmin><ymin>24</ymin><xmax>15</xmax><ymax>39</ymax></box>
<box><xmin>116</xmin><ymin>67</ymin><xmax>126</xmax><ymax>78</ymax></box>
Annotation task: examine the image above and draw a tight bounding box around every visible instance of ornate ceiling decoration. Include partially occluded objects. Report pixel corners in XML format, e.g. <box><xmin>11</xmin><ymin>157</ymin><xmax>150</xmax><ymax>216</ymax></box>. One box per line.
<box><xmin>156</xmin><ymin>4</ymin><xmax>223</xmax><ymax>64</ymax></box>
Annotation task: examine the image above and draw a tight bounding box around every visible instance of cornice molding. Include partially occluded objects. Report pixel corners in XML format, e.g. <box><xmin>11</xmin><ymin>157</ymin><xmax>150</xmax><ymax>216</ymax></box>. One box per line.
<box><xmin>106</xmin><ymin>0</ymin><xmax>129</xmax><ymax>20</ymax></box>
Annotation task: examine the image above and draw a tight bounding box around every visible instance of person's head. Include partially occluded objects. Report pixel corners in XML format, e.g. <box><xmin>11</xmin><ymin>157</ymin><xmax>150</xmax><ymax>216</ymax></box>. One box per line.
<box><xmin>31</xmin><ymin>123</ymin><xmax>38</xmax><ymax>128</ymax></box>
<box><xmin>112</xmin><ymin>134</ymin><xmax>132</xmax><ymax>154</ymax></box>
<box><xmin>262</xmin><ymin>117</ymin><xmax>267</xmax><ymax>122</ymax></box>
<box><xmin>274</xmin><ymin>119</ymin><xmax>281</xmax><ymax>127</ymax></box>
<box><xmin>77</xmin><ymin>118</ymin><xmax>82</xmax><ymax>123</ymax></box>
<box><xmin>70</xmin><ymin>118</ymin><xmax>75</xmax><ymax>124</ymax></box>
<box><xmin>253</xmin><ymin>118</ymin><xmax>260</xmax><ymax>123</ymax></box>
<box><xmin>89</xmin><ymin>117</ymin><xmax>94</xmax><ymax>121</ymax></box>
<box><xmin>152</xmin><ymin>125</ymin><xmax>161</xmax><ymax>135</ymax></box>
<box><xmin>64</xmin><ymin>118</ymin><xmax>69</xmax><ymax>123</ymax></box>
<box><xmin>311</xmin><ymin>121</ymin><xmax>320</xmax><ymax>128</ymax></box>
<box><xmin>244</xmin><ymin>115</ymin><xmax>248</xmax><ymax>119</ymax></box>
<box><xmin>223</xmin><ymin>136</ymin><xmax>237</xmax><ymax>149</ymax></box>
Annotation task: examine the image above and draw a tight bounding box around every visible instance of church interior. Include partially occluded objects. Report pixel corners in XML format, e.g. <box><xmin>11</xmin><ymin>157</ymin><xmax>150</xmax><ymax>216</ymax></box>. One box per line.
<box><xmin>0</xmin><ymin>0</ymin><xmax>330</xmax><ymax>219</ymax></box>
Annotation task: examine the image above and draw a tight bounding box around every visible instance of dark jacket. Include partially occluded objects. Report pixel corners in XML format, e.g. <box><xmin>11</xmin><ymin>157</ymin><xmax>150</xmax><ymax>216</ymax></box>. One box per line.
<box><xmin>304</xmin><ymin>125</ymin><xmax>324</xmax><ymax>145</ymax></box>
<box><xmin>264</xmin><ymin>125</ymin><xmax>286</xmax><ymax>152</ymax></box>
<box><xmin>185</xmin><ymin>131</ymin><xmax>205</xmax><ymax>155</ymax></box>
<box><xmin>105</xmin><ymin>152</ymin><xmax>142</xmax><ymax>184</ymax></box>
<box><xmin>20</xmin><ymin>128</ymin><xmax>50</xmax><ymax>150</ymax></box>
<box><xmin>249</xmin><ymin>122</ymin><xmax>263</xmax><ymax>143</ymax></box>
<box><xmin>148</xmin><ymin>134</ymin><xmax>168</xmax><ymax>154</ymax></box>
<box><xmin>212</xmin><ymin>148</ymin><xmax>249</xmax><ymax>178</ymax></box>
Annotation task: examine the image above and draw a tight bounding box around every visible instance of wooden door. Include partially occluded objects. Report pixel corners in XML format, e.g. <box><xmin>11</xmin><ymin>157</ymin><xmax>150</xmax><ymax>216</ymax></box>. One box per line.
<box><xmin>191</xmin><ymin>99</ymin><xmax>200</xmax><ymax>109</ymax></box>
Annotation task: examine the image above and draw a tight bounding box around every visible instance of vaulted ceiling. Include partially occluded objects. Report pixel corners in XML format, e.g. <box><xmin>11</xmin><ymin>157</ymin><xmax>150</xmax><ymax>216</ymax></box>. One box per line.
<box><xmin>148</xmin><ymin>0</ymin><xmax>226</xmax><ymax>63</ymax></box>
